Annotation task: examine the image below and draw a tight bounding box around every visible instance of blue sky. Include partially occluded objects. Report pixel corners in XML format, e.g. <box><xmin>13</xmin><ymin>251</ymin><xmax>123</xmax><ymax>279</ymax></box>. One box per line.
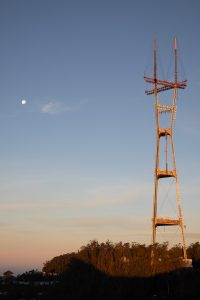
<box><xmin>0</xmin><ymin>0</ymin><xmax>200</xmax><ymax>274</ymax></box>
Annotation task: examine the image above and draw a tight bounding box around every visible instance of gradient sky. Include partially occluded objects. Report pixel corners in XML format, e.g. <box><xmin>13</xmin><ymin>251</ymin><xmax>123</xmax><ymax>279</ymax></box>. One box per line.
<box><xmin>0</xmin><ymin>0</ymin><xmax>200</xmax><ymax>275</ymax></box>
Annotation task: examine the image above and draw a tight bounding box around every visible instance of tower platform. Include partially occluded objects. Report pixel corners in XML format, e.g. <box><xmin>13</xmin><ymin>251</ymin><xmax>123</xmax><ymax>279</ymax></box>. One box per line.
<box><xmin>154</xmin><ymin>217</ymin><xmax>180</xmax><ymax>227</ymax></box>
<box><xmin>156</xmin><ymin>169</ymin><xmax>176</xmax><ymax>179</ymax></box>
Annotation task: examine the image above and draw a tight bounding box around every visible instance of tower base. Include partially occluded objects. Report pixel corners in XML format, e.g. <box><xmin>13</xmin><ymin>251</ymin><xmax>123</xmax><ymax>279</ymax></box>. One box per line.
<box><xmin>182</xmin><ymin>258</ymin><xmax>193</xmax><ymax>268</ymax></box>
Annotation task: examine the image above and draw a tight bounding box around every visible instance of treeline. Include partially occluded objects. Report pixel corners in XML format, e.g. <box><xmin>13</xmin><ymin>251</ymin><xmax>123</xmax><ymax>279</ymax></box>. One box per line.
<box><xmin>40</xmin><ymin>241</ymin><xmax>200</xmax><ymax>299</ymax></box>
<box><xmin>1</xmin><ymin>241</ymin><xmax>200</xmax><ymax>299</ymax></box>
<box><xmin>43</xmin><ymin>240</ymin><xmax>200</xmax><ymax>276</ymax></box>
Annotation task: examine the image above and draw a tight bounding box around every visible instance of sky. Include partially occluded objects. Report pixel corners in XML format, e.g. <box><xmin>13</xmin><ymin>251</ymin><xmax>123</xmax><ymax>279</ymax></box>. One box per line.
<box><xmin>0</xmin><ymin>0</ymin><xmax>200</xmax><ymax>275</ymax></box>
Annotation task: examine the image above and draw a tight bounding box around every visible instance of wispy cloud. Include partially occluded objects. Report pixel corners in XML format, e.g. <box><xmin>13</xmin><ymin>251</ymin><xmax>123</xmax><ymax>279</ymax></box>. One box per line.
<box><xmin>83</xmin><ymin>181</ymin><xmax>153</xmax><ymax>208</ymax></box>
<box><xmin>40</xmin><ymin>101</ymin><xmax>71</xmax><ymax>114</ymax></box>
<box><xmin>40</xmin><ymin>100</ymin><xmax>87</xmax><ymax>115</ymax></box>
<box><xmin>59</xmin><ymin>216</ymin><xmax>147</xmax><ymax>229</ymax></box>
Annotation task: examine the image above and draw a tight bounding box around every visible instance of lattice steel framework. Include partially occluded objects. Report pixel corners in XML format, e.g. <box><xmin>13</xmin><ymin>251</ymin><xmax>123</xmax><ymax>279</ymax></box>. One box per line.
<box><xmin>144</xmin><ymin>34</ymin><xmax>190</xmax><ymax>262</ymax></box>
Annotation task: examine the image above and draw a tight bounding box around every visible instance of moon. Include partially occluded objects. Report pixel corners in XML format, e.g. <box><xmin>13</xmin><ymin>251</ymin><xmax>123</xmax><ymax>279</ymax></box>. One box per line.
<box><xmin>21</xmin><ymin>99</ymin><xmax>27</xmax><ymax>105</ymax></box>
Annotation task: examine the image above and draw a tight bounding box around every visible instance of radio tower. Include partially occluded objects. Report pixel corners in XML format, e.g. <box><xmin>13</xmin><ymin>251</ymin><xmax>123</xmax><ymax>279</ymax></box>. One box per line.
<box><xmin>144</xmin><ymin>34</ymin><xmax>191</xmax><ymax>264</ymax></box>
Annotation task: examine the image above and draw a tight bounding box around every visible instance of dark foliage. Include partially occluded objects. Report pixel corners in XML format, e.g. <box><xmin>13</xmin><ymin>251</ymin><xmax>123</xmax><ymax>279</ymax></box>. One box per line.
<box><xmin>17</xmin><ymin>269</ymin><xmax>44</xmax><ymax>282</ymax></box>
<box><xmin>41</xmin><ymin>240</ymin><xmax>200</xmax><ymax>299</ymax></box>
<box><xmin>187</xmin><ymin>242</ymin><xmax>200</xmax><ymax>269</ymax></box>
<box><xmin>44</xmin><ymin>257</ymin><xmax>200</xmax><ymax>300</ymax></box>
<box><xmin>2</xmin><ymin>241</ymin><xmax>200</xmax><ymax>299</ymax></box>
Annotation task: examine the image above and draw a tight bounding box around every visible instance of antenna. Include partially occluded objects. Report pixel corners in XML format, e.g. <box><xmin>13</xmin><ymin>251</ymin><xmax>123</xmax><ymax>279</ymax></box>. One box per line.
<box><xmin>144</xmin><ymin>35</ymin><xmax>192</xmax><ymax>266</ymax></box>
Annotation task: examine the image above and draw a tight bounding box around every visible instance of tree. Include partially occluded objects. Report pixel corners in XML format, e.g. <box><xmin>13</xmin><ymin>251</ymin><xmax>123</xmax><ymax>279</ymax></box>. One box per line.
<box><xmin>3</xmin><ymin>270</ymin><xmax>14</xmax><ymax>282</ymax></box>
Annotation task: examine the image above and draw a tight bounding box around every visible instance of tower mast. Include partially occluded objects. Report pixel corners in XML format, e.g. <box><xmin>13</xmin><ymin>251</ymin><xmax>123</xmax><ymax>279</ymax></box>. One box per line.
<box><xmin>152</xmin><ymin>32</ymin><xmax>159</xmax><ymax>245</ymax></box>
<box><xmin>144</xmin><ymin>35</ymin><xmax>191</xmax><ymax>264</ymax></box>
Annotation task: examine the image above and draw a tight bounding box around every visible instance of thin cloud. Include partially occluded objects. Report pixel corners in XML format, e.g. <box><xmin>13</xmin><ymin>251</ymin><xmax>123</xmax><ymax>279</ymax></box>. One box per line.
<box><xmin>62</xmin><ymin>216</ymin><xmax>146</xmax><ymax>228</ymax></box>
<box><xmin>83</xmin><ymin>182</ymin><xmax>153</xmax><ymax>208</ymax></box>
<box><xmin>185</xmin><ymin>232</ymin><xmax>200</xmax><ymax>240</ymax></box>
<box><xmin>40</xmin><ymin>101</ymin><xmax>70</xmax><ymax>114</ymax></box>
<box><xmin>40</xmin><ymin>99</ymin><xmax>87</xmax><ymax>115</ymax></box>
<box><xmin>29</xmin><ymin>215</ymin><xmax>150</xmax><ymax>232</ymax></box>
